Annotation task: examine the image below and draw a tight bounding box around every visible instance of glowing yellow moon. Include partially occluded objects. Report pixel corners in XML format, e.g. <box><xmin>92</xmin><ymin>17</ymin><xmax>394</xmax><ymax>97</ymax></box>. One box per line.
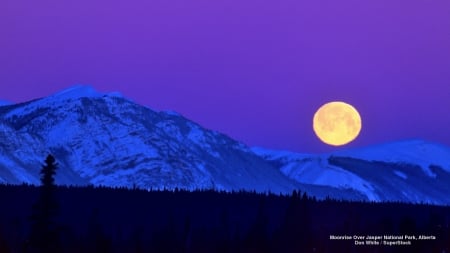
<box><xmin>313</xmin><ymin>101</ymin><xmax>362</xmax><ymax>146</ymax></box>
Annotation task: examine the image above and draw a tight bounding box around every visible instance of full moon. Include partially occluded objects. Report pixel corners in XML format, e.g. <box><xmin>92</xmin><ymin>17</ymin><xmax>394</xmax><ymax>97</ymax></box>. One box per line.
<box><xmin>313</xmin><ymin>101</ymin><xmax>362</xmax><ymax>146</ymax></box>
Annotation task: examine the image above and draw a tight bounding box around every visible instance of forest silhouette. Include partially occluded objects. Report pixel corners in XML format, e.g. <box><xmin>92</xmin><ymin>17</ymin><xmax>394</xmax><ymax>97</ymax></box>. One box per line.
<box><xmin>0</xmin><ymin>155</ymin><xmax>448</xmax><ymax>253</ymax></box>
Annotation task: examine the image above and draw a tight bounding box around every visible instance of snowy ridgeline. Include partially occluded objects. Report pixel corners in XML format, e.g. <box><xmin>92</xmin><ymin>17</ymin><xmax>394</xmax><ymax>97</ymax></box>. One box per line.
<box><xmin>252</xmin><ymin>139</ymin><xmax>450</xmax><ymax>205</ymax></box>
<box><xmin>0</xmin><ymin>85</ymin><xmax>450</xmax><ymax>205</ymax></box>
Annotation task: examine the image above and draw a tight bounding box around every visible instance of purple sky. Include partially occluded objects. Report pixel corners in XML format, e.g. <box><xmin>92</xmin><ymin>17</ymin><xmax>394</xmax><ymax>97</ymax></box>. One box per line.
<box><xmin>1</xmin><ymin>0</ymin><xmax>449</xmax><ymax>153</ymax></box>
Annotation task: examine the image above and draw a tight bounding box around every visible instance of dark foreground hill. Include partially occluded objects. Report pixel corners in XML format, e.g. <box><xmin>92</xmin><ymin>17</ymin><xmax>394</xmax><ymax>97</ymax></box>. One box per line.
<box><xmin>0</xmin><ymin>184</ymin><xmax>449</xmax><ymax>253</ymax></box>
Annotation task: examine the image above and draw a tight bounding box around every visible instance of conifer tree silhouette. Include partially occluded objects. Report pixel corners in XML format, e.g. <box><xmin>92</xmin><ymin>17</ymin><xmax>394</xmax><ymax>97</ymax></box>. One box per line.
<box><xmin>27</xmin><ymin>154</ymin><xmax>60</xmax><ymax>253</ymax></box>
<box><xmin>40</xmin><ymin>155</ymin><xmax>57</xmax><ymax>188</ymax></box>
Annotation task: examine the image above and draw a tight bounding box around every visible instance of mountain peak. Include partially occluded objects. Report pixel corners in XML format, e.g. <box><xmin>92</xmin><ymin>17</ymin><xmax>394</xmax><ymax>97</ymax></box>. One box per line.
<box><xmin>50</xmin><ymin>85</ymin><xmax>123</xmax><ymax>101</ymax></box>
<box><xmin>0</xmin><ymin>90</ymin><xmax>299</xmax><ymax>194</ymax></box>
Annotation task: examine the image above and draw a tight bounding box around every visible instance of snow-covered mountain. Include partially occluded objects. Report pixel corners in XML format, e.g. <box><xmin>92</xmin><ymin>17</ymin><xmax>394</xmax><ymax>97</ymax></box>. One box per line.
<box><xmin>1</xmin><ymin>85</ymin><xmax>449</xmax><ymax>204</ymax></box>
<box><xmin>0</xmin><ymin>85</ymin><xmax>326</xmax><ymax>195</ymax></box>
<box><xmin>252</xmin><ymin>140</ymin><xmax>450</xmax><ymax>205</ymax></box>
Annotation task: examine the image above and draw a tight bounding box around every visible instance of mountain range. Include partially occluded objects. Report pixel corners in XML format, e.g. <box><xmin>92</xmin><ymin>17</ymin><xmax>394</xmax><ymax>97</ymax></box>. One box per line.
<box><xmin>0</xmin><ymin>86</ymin><xmax>449</xmax><ymax>204</ymax></box>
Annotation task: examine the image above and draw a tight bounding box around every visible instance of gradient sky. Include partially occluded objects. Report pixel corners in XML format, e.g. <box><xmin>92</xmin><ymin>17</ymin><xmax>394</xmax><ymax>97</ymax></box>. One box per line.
<box><xmin>1</xmin><ymin>0</ymin><xmax>449</xmax><ymax>153</ymax></box>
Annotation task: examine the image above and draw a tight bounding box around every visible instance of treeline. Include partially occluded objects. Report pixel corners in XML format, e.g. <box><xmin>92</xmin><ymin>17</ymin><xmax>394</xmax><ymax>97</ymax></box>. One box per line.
<box><xmin>0</xmin><ymin>183</ymin><xmax>449</xmax><ymax>253</ymax></box>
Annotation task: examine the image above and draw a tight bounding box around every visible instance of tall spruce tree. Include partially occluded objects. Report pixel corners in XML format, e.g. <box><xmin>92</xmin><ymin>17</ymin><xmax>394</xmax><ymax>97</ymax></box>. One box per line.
<box><xmin>40</xmin><ymin>155</ymin><xmax>57</xmax><ymax>188</ymax></box>
<box><xmin>27</xmin><ymin>154</ymin><xmax>60</xmax><ymax>253</ymax></box>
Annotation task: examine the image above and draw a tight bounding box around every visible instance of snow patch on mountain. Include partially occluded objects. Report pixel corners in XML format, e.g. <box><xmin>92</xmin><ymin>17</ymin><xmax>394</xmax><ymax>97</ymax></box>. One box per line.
<box><xmin>50</xmin><ymin>85</ymin><xmax>123</xmax><ymax>101</ymax></box>
<box><xmin>332</xmin><ymin>139</ymin><xmax>450</xmax><ymax>176</ymax></box>
<box><xmin>51</xmin><ymin>85</ymin><xmax>102</xmax><ymax>100</ymax></box>
<box><xmin>393</xmin><ymin>170</ymin><xmax>407</xmax><ymax>180</ymax></box>
<box><xmin>187</xmin><ymin>123</ymin><xmax>221</xmax><ymax>158</ymax></box>
<box><xmin>251</xmin><ymin>147</ymin><xmax>312</xmax><ymax>160</ymax></box>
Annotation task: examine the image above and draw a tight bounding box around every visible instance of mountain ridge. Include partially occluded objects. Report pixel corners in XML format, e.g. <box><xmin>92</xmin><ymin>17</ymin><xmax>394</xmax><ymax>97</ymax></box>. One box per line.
<box><xmin>252</xmin><ymin>140</ymin><xmax>450</xmax><ymax>204</ymax></box>
<box><xmin>0</xmin><ymin>86</ymin><xmax>301</xmax><ymax>194</ymax></box>
<box><xmin>1</xmin><ymin>85</ymin><xmax>449</xmax><ymax>204</ymax></box>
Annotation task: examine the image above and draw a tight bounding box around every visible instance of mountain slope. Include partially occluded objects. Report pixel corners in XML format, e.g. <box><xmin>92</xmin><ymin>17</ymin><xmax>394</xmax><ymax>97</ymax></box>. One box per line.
<box><xmin>0</xmin><ymin>86</ymin><xmax>304</xmax><ymax>193</ymax></box>
<box><xmin>252</xmin><ymin>140</ymin><xmax>450</xmax><ymax>204</ymax></box>
<box><xmin>1</xmin><ymin>86</ymin><xmax>449</xmax><ymax>204</ymax></box>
